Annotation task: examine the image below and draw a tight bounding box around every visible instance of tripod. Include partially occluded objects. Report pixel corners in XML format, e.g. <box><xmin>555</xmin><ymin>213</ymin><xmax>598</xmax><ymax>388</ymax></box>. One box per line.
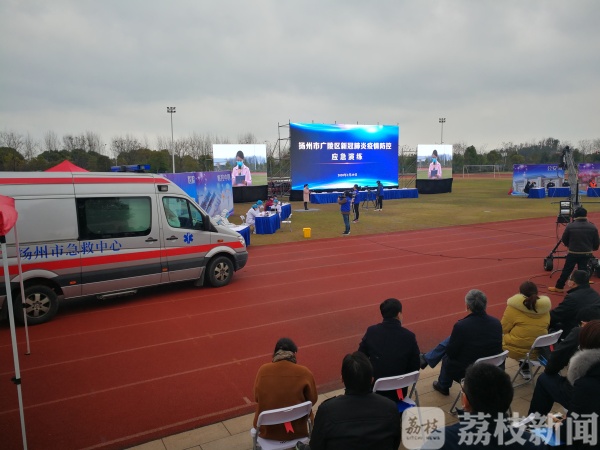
<box><xmin>361</xmin><ymin>189</ymin><xmax>376</xmax><ymax>209</ymax></box>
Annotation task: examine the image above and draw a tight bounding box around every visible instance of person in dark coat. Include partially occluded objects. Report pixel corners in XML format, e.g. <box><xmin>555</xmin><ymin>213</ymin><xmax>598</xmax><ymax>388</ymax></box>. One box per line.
<box><xmin>544</xmin><ymin>306</ymin><xmax>600</xmax><ymax>375</ymax></box>
<box><xmin>557</xmin><ymin>319</ymin><xmax>600</xmax><ymax>449</ymax></box>
<box><xmin>358</xmin><ymin>298</ymin><xmax>421</xmax><ymax>402</ymax></box>
<box><xmin>421</xmin><ymin>364</ymin><xmax>545</xmax><ymax>449</ymax></box>
<box><xmin>530</xmin><ymin>320</ymin><xmax>600</xmax><ymax>449</ymax></box>
<box><xmin>548</xmin><ymin>207</ymin><xmax>600</xmax><ymax>293</ymax></box>
<box><xmin>549</xmin><ymin>270</ymin><xmax>600</xmax><ymax>338</ymax></box>
<box><xmin>421</xmin><ymin>289</ymin><xmax>503</xmax><ymax>395</ymax></box>
<box><xmin>297</xmin><ymin>352</ymin><xmax>400</xmax><ymax>450</ymax></box>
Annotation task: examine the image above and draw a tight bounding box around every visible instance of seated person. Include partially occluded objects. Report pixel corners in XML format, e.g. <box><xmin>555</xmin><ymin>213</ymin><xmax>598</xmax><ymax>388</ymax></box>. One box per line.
<box><xmin>256</xmin><ymin>199</ymin><xmax>264</xmax><ymax>212</ymax></box>
<box><xmin>245</xmin><ymin>204</ymin><xmax>259</xmax><ymax>233</ymax></box>
<box><xmin>422</xmin><ymin>364</ymin><xmax>544</xmax><ymax>449</ymax></box>
<box><xmin>546</xmin><ymin>181</ymin><xmax>556</xmax><ymax>189</ymax></box>
<box><xmin>264</xmin><ymin>196</ymin><xmax>274</xmax><ymax>211</ymax></box>
<box><xmin>358</xmin><ymin>298</ymin><xmax>420</xmax><ymax>403</ymax></box>
<box><xmin>420</xmin><ymin>289</ymin><xmax>503</xmax><ymax>396</ymax></box>
<box><xmin>297</xmin><ymin>352</ymin><xmax>400</xmax><ymax>450</ymax></box>
<box><xmin>590</xmin><ymin>179</ymin><xmax>597</xmax><ymax>188</ymax></box>
<box><xmin>554</xmin><ymin>319</ymin><xmax>600</xmax><ymax>449</ymax></box>
<box><xmin>524</xmin><ymin>181</ymin><xmax>532</xmax><ymax>194</ymax></box>
<box><xmin>271</xmin><ymin>198</ymin><xmax>282</xmax><ymax>214</ymax></box>
<box><xmin>253</xmin><ymin>338</ymin><xmax>317</xmax><ymax>442</ymax></box>
<box><xmin>529</xmin><ymin>320</ymin><xmax>600</xmax><ymax>449</ymax></box>
<box><xmin>544</xmin><ymin>306</ymin><xmax>600</xmax><ymax>376</ymax></box>
<box><xmin>500</xmin><ymin>281</ymin><xmax>551</xmax><ymax>380</ymax></box>
<box><xmin>549</xmin><ymin>270</ymin><xmax>600</xmax><ymax>338</ymax></box>
<box><xmin>563</xmin><ymin>180</ymin><xmax>570</xmax><ymax>187</ymax></box>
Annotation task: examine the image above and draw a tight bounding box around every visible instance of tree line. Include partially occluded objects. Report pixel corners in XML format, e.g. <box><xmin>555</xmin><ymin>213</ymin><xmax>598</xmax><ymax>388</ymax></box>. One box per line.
<box><xmin>1</xmin><ymin>129</ymin><xmax>599</xmax><ymax>173</ymax></box>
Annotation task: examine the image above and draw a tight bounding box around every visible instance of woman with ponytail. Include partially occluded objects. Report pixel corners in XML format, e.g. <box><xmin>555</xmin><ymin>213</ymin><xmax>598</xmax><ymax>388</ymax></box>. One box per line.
<box><xmin>501</xmin><ymin>281</ymin><xmax>551</xmax><ymax>380</ymax></box>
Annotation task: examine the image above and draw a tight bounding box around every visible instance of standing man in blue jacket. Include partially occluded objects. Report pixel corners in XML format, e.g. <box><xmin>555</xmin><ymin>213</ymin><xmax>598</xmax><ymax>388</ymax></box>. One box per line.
<box><xmin>374</xmin><ymin>180</ymin><xmax>384</xmax><ymax>211</ymax></box>
<box><xmin>338</xmin><ymin>190</ymin><xmax>352</xmax><ymax>235</ymax></box>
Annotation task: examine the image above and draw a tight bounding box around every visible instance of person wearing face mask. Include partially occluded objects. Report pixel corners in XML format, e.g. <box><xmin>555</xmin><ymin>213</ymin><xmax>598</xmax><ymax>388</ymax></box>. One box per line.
<box><xmin>428</xmin><ymin>149</ymin><xmax>442</xmax><ymax>179</ymax></box>
<box><xmin>232</xmin><ymin>150</ymin><xmax>252</xmax><ymax>186</ymax></box>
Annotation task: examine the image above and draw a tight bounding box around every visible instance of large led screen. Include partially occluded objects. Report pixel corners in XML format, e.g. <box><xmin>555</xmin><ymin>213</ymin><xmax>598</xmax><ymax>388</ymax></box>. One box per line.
<box><xmin>416</xmin><ymin>144</ymin><xmax>453</xmax><ymax>179</ymax></box>
<box><xmin>290</xmin><ymin>123</ymin><xmax>399</xmax><ymax>190</ymax></box>
<box><xmin>213</xmin><ymin>144</ymin><xmax>267</xmax><ymax>186</ymax></box>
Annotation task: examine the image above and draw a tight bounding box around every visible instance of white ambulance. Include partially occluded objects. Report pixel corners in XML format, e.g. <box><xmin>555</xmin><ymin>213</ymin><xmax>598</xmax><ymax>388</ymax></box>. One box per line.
<box><xmin>0</xmin><ymin>171</ymin><xmax>248</xmax><ymax>325</ymax></box>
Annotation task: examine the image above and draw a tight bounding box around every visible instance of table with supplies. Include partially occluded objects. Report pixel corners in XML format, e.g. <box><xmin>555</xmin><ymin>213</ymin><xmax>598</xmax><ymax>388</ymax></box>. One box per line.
<box><xmin>255</xmin><ymin>212</ymin><xmax>281</xmax><ymax>234</ymax></box>
<box><xmin>528</xmin><ymin>187</ymin><xmax>546</xmax><ymax>198</ymax></box>
<box><xmin>231</xmin><ymin>224</ymin><xmax>251</xmax><ymax>246</ymax></box>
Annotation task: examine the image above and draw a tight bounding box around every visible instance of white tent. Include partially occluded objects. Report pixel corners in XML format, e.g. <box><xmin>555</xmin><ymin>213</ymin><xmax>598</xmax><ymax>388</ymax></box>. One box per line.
<box><xmin>0</xmin><ymin>194</ymin><xmax>28</xmax><ymax>449</ymax></box>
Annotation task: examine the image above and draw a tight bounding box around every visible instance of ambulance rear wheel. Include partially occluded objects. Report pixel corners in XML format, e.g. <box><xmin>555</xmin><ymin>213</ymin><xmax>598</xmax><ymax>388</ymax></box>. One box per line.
<box><xmin>14</xmin><ymin>285</ymin><xmax>59</xmax><ymax>325</ymax></box>
<box><xmin>206</xmin><ymin>256</ymin><xmax>233</xmax><ymax>287</ymax></box>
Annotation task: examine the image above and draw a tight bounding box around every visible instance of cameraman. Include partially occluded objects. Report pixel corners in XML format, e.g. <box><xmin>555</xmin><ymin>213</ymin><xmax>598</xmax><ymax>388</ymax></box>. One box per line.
<box><xmin>549</xmin><ymin>207</ymin><xmax>600</xmax><ymax>293</ymax></box>
<box><xmin>338</xmin><ymin>190</ymin><xmax>352</xmax><ymax>235</ymax></box>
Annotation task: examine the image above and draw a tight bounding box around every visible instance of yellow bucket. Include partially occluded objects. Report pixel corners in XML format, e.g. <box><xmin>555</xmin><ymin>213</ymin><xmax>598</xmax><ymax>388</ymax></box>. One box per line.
<box><xmin>303</xmin><ymin>228</ymin><xmax>311</xmax><ymax>238</ymax></box>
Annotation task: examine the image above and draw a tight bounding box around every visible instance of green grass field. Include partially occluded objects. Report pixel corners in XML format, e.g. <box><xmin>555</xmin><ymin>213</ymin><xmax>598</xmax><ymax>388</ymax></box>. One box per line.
<box><xmin>234</xmin><ymin>177</ymin><xmax>576</xmax><ymax>246</ymax></box>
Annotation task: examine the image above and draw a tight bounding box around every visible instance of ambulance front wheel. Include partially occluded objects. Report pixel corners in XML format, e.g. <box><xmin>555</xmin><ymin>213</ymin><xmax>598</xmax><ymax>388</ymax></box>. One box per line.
<box><xmin>14</xmin><ymin>285</ymin><xmax>59</xmax><ymax>325</ymax></box>
<box><xmin>206</xmin><ymin>256</ymin><xmax>233</xmax><ymax>287</ymax></box>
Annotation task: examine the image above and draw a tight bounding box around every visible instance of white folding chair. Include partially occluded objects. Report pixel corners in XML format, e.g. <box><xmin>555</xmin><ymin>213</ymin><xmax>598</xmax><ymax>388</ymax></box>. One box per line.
<box><xmin>449</xmin><ymin>350</ymin><xmax>509</xmax><ymax>414</ymax></box>
<box><xmin>281</xmin><ymin>213</ymin><xmax>292</xmax><ymax>231</ymax></box>
<box><xmin>511</xmin><ymin>329</ymin><xmax>563</xmax><ymax>388</ymax></box>
<box><xmin>240</xmin><ymin>215</ymin><xmax>246</xmax><ymax>224</ymax></box>
<box><xmin>373</xmin><ymin>370</ymin><xmax>420</xmax><ymax>411</ymax></box>
<box><xmin>250</xmin><ymin>400</ymin><xmax>313</xmax><ymax>450</ymax></box>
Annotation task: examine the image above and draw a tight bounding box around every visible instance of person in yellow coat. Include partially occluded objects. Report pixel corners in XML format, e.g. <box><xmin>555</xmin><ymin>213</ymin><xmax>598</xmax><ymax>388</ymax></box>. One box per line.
<box><xmin>501</xmin><ymin>281</ymin><xmax>551</xmax><ymax>380</ymax></box>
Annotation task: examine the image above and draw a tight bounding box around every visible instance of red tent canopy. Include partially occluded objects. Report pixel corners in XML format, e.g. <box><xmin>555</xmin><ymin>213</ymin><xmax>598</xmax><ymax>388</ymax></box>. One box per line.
<box><xmin>45</xmin><ymin>160</ymin><xmax>88</xmax><ymax>172</ymax></box>
<box><xmin>0</xmin><ymin>195</ymin><xmax>17</xmax><ymax>236</ymax></box>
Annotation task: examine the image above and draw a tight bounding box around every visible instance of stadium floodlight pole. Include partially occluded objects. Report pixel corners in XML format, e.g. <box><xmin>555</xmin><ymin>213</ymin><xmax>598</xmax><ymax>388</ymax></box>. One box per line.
<box><xmin>439</xmin><ymin>117</ymin><xmax>446</xmax><ymax>144</ymax></box>
<box><xmin>167</xmin><ymin>106</ymin><xmax>176</xmax><ymax>173</ymax></box>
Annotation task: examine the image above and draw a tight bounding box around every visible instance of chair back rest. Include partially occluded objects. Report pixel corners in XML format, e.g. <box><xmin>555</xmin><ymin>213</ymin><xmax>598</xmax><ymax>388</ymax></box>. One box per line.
<box><xmin>256</xmin><ymin>401</ymin><xmax>313</xmax><ymax>427</ymax></box>
<box><xmin>240</xmin><ymin>215</ymin><xmax>246</xmax><ymax>224</ymax></box>
<box><xmin>373</xmin><ymin>371</ymin><xmax>420</xmax><ymax>392</ymax></box>
<box><xmin>474</xmin><ymin>349</ymin><xmax>509</xmax><ymax>367</ymax></box>
<box><xmin>532</xmin><ymin>330</ymin><xmax>563</xmax><ymax>349</ymax></box>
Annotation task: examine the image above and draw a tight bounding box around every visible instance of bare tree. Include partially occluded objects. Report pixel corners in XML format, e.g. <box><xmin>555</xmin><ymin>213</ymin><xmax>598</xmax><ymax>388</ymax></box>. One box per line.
<box><xmin>237</xmin><ymin>132</ymin><xmax>256</xmax><ymax>144</ymax></box>
<box><xmin>111</xmin><ymin>134</ymin><xmax>142</xmax><ymax>164</ymax></box>
<box><xmin>84</xmin><ymin>131</ymin><xmax>103</xmax><ymax>153</ymax></box>
<box><xmin>0</xmin><ymin>130</ymin><xmax>24</xmax><ymax>153</ymax></box>
<box><xmin>62</xmin><ymin>134</ymin><xmax>87</xmax><ymax>151</ymax></box>
<box><xmin>44</xmin><ymin>130</ymin><xmax>61</xmax><ymax>152</ymax></box>
<box><xmin>452</xmin><ymin>141</ymin><xmax>469</xmax><ymax>156</ymax></box>
<box><xmin>22</xmin><ymin>133</ymin><xmax>39</xmax><ymax>160</ymax></box>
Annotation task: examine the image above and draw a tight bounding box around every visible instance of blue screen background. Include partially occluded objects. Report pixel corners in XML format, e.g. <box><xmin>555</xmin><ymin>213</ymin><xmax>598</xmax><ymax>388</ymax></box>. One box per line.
<box><xmin>290</xmin><ymin>123</ymin><xmax>399</xmax><ymax>190</ymax></box>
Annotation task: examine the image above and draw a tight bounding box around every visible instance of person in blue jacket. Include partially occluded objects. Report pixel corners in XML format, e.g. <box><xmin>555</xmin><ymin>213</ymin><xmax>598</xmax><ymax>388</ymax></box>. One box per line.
<box><xmin>338</xmin><ymin>191</ymin><xmax>352</xmax><ymax>235</ymax></box>
<box><xmin>374</xmin><ymin>181</ymin><xmax>384</xmax><ymax>211</ymax></box>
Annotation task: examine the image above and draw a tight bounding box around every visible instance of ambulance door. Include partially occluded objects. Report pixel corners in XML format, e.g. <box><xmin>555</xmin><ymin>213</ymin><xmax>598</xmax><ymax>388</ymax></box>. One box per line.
<box><xmin>76</xmin><ymin>195</ymin><xmax>163</xmax><ymax>296</ymax></box>
<box><xmin>160</xmin><ymin>196</ymin><xmax>210</xmax><ymax>282</ymax></box>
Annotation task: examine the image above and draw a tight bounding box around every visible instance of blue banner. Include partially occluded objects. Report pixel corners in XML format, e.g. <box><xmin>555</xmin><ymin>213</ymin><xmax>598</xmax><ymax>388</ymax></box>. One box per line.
<box><xmin>290</xmin><ymin>123</ymin><xmax>399</xmax><ymax>190</ymax></box>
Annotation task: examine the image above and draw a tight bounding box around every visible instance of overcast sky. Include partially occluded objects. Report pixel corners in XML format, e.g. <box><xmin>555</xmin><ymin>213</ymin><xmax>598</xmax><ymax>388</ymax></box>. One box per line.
<box><xmin>1</xmin><ymin>1</ymin><xmax>599</xmax><ymax>153</ymax></box>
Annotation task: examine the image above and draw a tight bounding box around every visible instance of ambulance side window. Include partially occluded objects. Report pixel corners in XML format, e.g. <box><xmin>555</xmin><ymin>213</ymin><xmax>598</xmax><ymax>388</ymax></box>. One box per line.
<box><xmin>162</xmin><ymin>197</ymin><xmax>204</xmax><ymax>230</ymax></box>
<box><xmin>77</xmin><ymin>197</ymin><xmax>152</xmax><ymax>239</ymax></box>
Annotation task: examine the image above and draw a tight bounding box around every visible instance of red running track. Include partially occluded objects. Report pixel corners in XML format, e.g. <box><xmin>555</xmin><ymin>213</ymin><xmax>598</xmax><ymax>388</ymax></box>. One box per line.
<box><xmin>0</xmin><ymin>215</ymin><xmax>595</xmax><ymax>449</ymax></box>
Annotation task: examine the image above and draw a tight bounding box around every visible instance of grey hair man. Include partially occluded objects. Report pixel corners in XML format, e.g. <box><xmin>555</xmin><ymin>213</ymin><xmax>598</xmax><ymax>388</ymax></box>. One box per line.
<box><xmin>420</xmin><ymin>289</ymin><xmax>503</xmax><ymax>395</ymax></box>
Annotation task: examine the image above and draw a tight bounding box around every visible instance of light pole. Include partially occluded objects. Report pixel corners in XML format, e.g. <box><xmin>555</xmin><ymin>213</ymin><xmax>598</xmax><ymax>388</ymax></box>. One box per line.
<box><xmin>167</xmin><ymin>106</ymin><xmax>176</xmax><ymax>173</ymax></box>
<box><xmin>439</xmin><ymin>118</ymin><xmax>446</xmax><ymax>144</ymax></box>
